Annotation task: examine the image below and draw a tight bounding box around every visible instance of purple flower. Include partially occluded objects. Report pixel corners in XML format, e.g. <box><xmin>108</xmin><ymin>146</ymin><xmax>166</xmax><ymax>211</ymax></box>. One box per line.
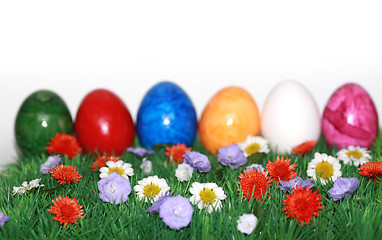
<box><xmin>278</xmin><ymin>177</ymin><xmax>314</xmax><ymax>193</ymax></box>
<box><xmin>159</xmin><ymin>195</ymin><xmax>194</xmax><ymax>230</ymax></box>
<box><xmin>40</xmin><ymin>155</ymin><xmax>62</xmax><ymax>174</ymax></box>
<box><xmin>0</xmin><ymin>210</ymin><xmax>9</xmax><ymax>227</ymax></box>
<box><xmin>246</xmin><ymin>164</ymin><xmax>265</xmax><ymax>172</ymax></box>
<box><xmin>328</xmin><ymin>177</ymin><xmax>359</xmax><ymax>201</ymax></box>
<box><xmin>146</xmin><ymin>191</ymin><xmax>173</xmax><ymax>215</ymax></box>
<box><xmin>127</xmin><ymin>147</ymin><xmax>154</xmax><ymax>157</ymax></box>
<box><xmin>183</xmin><ymin>151</ymin><xmax>211</xmax><ymax>173</ymax></box>
<box><xmin>98</xmin><ymin>172</ymin><xmax>132</xmax><ymax>205</ymax></box>
<box><xmin>217</xmin><ymin>144</ymin><xmax>247</xmax><ymax>169</ymax></box>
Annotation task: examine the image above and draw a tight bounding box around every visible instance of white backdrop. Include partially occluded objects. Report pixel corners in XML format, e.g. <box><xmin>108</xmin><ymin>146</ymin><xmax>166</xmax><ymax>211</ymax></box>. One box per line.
<box><xmin>1</xmin><ymin>1</ymin><xmax>381</xmax><ymax>170</ymax></box>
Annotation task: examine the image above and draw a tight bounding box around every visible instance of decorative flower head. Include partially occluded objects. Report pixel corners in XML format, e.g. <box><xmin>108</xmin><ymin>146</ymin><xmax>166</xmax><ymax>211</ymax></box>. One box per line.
<box><xmin>189</xmin><ymin>182</ymin><xmax>227</xmax><ymax>213</ymax></box>
<box><xmin>291</xmin><ymin>140</ymin><xmax>316</xmax><ymax>155</ymax></box>
<box><xmin>165</xmin><ymin>143</ymin><xmax>191</xmax><ymax>164</ymax></box>
<box><xmin>337</xmin><ymin>146</ymin><xmax>372</xmax><ymax>167</ymax></box>
<box><xmin>146</xmin><ymin>191</ymin><xmax>173</xmax><ymax>215</ymax></box>
<box><xmin>183</xmin><ymin>151</ymin><xmax>211</xmax><ymax>173</ymax></box>
<box><xmin>40</xmin><ymin>155</ymin><xmax>62</xmax><ymax>174</ymax></box>
<box><xmin>0</xmin><ymin>210</ymin><xmax>10</xmax><ymax>227</ymax></box>
<box><xmin>357</xmin><ymin>161</ymin><xmax>382</xmax><ymax>183</ymax></box>
<box><xmin>99</xmin><ymin>160</ymin><xmax>134</xmax><ymax>180</ymax></box>
<box><xmin>127</xmin><ymin>147</ymin><xmax>154</xmax><ymax>158</ymax></box>
<box><xmin>91</xmin><ymin>156</ymin><xmax>119</xmax><ymax>172</ymax></box>
<box><xmin>237</xmin><ymin>213</ymin><xmax>258</xmax><ymax>235</ymax></box>
<box><xmin>134</xmin><ymin>176</ymin><xmax>171</xmax><ymax>203</ymax></box>
<box><xmin>46</xmin><ymin>133</ymin><xmax>82</xmax><ymax>159</ymax></box>
<box><xmin>175</xmin><ymin>163</ymin><xmax>194</xmax><ymax>182</ymax></box>
<box><xmin>281</xmin><ymin>185</ymin><xmax>322</xmax><ymax>225</ymax></box>
<box><xmin>266</xmin><ymin>156</ymin><xmax>298</xmax><ymax>184</ymax></box>
<box><xmin>307</xmin><ymin>153</ymin><xmax>342</xmax><ymax>185</ymax></box>
<box><xmin>278</xmin><ymin>177</ymin><xmax>314</xmax><ymax>193</ymax></box>
<box><xmin>140</xmin><ymin>158</ymin><xmax>152</xmax><ymax>175</ymax></box>
<box><xmin>246</xmin><ymin>164</ymin><xmax>265</xmax><ymax>172</ymax></box>
<box><xmin>98</xmin><ymin>172</ymin><xmax>132</xmax><ymax>205</ymax></box>
<box><xmin>238</xmin><ymin>135</ymin><xmax>270</xmax><ymax>157</ymax></box>
<box><xmin>47</xmin><ymin>195</ymin><xmax>85</xmax><ymax>227</ymax></box>
<box><xmin>13</xmin><ymin>178</ymin><xmax>44</xmax><ymax>195</ymax></box>
<box><xmin>49</xmin><ymin>165</ymin><xmax>83</xmax><ymax>185</ymax></box>
<box><xmin>217</xmin><ymin>143</ymin><xmax>247</xmax><ymax>169</ymax></box>
<box><xmin>159</xmin><ymin>195</ymin><xmax>194</xmax><ymax>230</ymax></box>
<box><xmin>237</xmin><ymin>168</ymin><xmax>272</xmax><ymax>201</ymax></box>
<box><xmin>328</xmin><ymin>177</ymin><xmax>359</xmax><ymax>201</ymax></box>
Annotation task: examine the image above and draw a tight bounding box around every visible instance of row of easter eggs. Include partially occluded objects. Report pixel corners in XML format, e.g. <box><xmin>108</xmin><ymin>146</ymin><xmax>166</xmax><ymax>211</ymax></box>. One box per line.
<box><xmin>14</xmin><ymin>80</ymin><xmax>379</xmax><ymax>157</ymax></box>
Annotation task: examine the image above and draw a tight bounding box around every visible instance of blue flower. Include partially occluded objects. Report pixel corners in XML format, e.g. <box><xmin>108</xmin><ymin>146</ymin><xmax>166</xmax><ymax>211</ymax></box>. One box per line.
<box><xmin>278</xmin><ymin>177</ymin><xmax>314</xmax><ymax>193</ymax></box>
<box><xmin>217</xmin><ymin>144</ymin><xmax>247</xmax><ymax>169</ymax></box>
<box><xmin>98</xmin><ymin>172</ymin><xmax>132</xmax><ymax>205</ymax></box>
<box><xmin>0</xmin><ymin>210</ymin><xmax>9</xmax><ymax>227</ymax></box>
<box><xmin>40</xmin><ymin>155</ymin><xmax>62</xmax><ymax>174</ymax></box>
<box><xmin>328</xmin><ymin>177</ymin><xmax>359</xmax><ymax>201</ymax></box>
<box><xmin>246</xmin><ymin>164</ymin><xmax>265</xmax><ymax>172</ymax></box>
<box><xmin>159</xmin><ymin>195</ymin><xmax>194</xmax><ymax>230</ymax></box>
<box><xmin>127</xmin><ymin>147</ymin><xmax>154</xmax><ymax>157</ymax></box>
<box><xmin>183</xmin><ymin>151</ymin><xmax>211</xmax><ymax>173</ymax></box>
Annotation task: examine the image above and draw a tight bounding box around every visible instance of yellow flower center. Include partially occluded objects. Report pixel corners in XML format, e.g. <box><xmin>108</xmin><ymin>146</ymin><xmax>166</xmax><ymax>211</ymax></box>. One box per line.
<box><xmin>245</xmin><ymin>143</ymin><xmax>260</xmax><ymax>155</ymax></box>
<box><xmin>200</xmin><ymin>188</ymin><xmax>217</xmax><ymax>205</ymax></box>
<box><xmin>315</xmin><ymin>161</ymin><xmax>334</xmax><ymax>180</ymax></box>
<box><xmin>143</xmin><ymin>183</ymin><xmax>161</xmax><ymax>198</ymax></box>
<box><xmin>346</xmin><ymin>150</ymin><xmax>363</xmax><ymax>159</ymax></box>
<box><xmin>108</xmin><ymin>167</ymin><xmax>125</xmax><ymax>176</ymax></box>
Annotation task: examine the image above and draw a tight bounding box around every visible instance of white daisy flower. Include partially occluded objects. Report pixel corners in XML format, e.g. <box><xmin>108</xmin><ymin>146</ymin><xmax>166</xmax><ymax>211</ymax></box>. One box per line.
<box><xmin>134</xmin><ymin>175</ymin><xmax>170</xmax><ymax>203</ymax></box>
<box><xmin>337</xmin><ymin>146</ymin><xmax>372</xmax><ymax>167</ymax></box>
<box><xmin>13</xmin><ymin>178</ymin><xmax>44</xmax><ymax>195</ymax></box>
<box><xmin>238</xmin><ymin>135</ymin><xmax>270</xmax><ymax>157</ymax></box>
<box><xmin>100</xmin><ymin>160</ymin><xmax>134</xmax><ymax>180</ymax></box>
<box><xmin>175</xmin><ymin>163</ymin><xmax>194</xmax><ymax>182</ymax></box>
<box><xmin>189</xmin><ymin>182</ymin><xmax>227</xmax><ymax>213</ymax></box>
<box><xmin>140</xmin><ymin>157</ymin><xmax>152</xmax><ymax>175</ymax></box>
<box><xmin>307</xmin><ymin>152</ymin><xmax>342</xmax><ymax>185</ymax></box>
<box><xmin>237</xmin><ymin>213</ymin><xmax>258</xmax><ymax>235</ymax></box>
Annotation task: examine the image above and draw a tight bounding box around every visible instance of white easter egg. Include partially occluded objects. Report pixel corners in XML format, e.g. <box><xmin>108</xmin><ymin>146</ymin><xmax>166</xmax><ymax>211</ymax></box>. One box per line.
<box><xmin>261</xmin><ymin>80</ymin><xmax>321</xmax><ymax>153</ymax></box>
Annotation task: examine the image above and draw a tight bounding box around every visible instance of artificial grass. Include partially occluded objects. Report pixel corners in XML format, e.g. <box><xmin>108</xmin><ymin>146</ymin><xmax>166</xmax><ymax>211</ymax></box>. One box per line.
<box><xmin>1</xmin><ymin>134</ymin><xmax>382</xmax><ymax>240</ymax></box>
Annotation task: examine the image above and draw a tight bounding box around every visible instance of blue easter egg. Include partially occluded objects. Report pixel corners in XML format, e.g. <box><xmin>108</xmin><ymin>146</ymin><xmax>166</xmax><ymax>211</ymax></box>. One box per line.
<box><xmin>137</xmin><ymin>81</ymin><xmax>197</xmax><ymax>148</ymax></box>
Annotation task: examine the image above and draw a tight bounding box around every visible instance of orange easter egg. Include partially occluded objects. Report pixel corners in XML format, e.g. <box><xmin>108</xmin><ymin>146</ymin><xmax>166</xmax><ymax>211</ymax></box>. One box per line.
<box><xmin>199</xmin><ymin>86</ymin><xmax>260</xmax><ymax>153</ymax></box>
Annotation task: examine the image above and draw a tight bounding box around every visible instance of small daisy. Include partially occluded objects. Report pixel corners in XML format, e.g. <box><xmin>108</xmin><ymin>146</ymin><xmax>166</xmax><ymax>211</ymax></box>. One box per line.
<box><xmin>238</xmin><ymin>135</ymin><xmax>270</xmax><ymax>157</ymax></box>
<box><xmin>134</xmin><ymin>176</ymin><xmax>171</xmax><ymax>203</ymax></box>
<box><xmin>175</xmin><ymin>163</ymin><xmax>194</xmax><ymax>182</ymax></box>
<box><xmin>237</xmin><ymin>213</ymin><xmax>258</xmax><ymax>235</ymax></box>
<box><xmin>100</xmin><ymin>160</ymin><xmax>134</xmax><ymax>180</ymax></box>
<box><xmin>307</xmin><ymin>153</ymin><xmax>342</xmax><ymax>185</ymax></box>
<box><xmin>337</xmin><ymin>146</ymin><xmax>372</xmax><ymax>167</ymax></box>
<box><xmin>140</xmin><ymin>158</ymin><xmax>152</xmax><ymax>175</ymax></box>
<box><xmin>189</xmin><ymin>182</ymin><xmax>227</xmax><ymax>213</ymax></box>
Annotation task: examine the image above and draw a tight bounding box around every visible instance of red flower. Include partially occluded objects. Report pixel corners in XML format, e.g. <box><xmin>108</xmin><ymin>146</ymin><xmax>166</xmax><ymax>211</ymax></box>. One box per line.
<box><xmin>358</xmin><ymin>161</ymin><xmax>382</xmax><ymax>183</ymax></box>
<box><xmin>165</xmin><ymin>143</ymin><xmax>191</xmax><ymax>164</ymax></box>
<box><xmin>291</xmin><ymin>140</ymin><xmax>316</xmax><ymax>155</ymax></box>
<box><xmin>281</xmin><ymin>185</ymin><xmax>322</xmax><ymax>225</ymax></box>
<box><xmin>237</xmin><ymin>168</ymin><xmax>272</xmax><ymax>201</ymax></box>
<box><xmin>46</xmin><ymin>133</ymin><xmax>82</xmax><ymax>159</ymax></box>
<box><xmin>49</xmin><ymin>164</ymin><xmax>83</xmax><ymax>184</ymax></box>
<box><xmin>91</xmin><ymin>155</ymin><xmax>119</xmax><ymax>171</ymax></box>
<box><xmin>266</xmin><ymin>156</ymin><xmax>298</xmax><ymax>184</ymax></box>
<box><xmin>47</xmin><ymin>195</ymin><xmax>85</xmax><ymax>227</ymax></box>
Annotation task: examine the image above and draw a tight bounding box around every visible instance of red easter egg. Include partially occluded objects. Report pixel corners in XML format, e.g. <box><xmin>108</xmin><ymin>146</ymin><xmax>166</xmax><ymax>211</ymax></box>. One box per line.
<box><xmin>75</xmin><ymin>89</ymin><xmax>135</xmax><ymax>155</ymax></box>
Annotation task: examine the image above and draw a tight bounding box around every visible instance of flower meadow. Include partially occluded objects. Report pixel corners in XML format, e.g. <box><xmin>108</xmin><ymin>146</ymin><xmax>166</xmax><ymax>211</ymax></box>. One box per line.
<box><xmin>1</xmin><ymin>133</ymin><xmax>382</xmax><ymax>239</ymax></box>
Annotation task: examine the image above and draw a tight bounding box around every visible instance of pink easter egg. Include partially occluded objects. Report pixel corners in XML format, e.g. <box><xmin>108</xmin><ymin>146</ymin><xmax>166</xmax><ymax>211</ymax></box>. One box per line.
<box><xmin>322</xmin><ymin>83</ymin><xmax>378</xmax><ymax>149</ymax></box>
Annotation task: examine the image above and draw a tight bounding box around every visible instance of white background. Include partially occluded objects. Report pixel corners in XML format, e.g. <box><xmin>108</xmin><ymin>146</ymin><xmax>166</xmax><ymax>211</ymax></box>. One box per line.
<box><xmin>1</xmin><ymin>1</ymin><xmax>381</xmax><ymax>170</ymax></box>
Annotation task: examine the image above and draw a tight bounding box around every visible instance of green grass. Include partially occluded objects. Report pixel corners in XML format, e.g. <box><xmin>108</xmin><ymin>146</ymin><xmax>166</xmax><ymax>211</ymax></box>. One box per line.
<box><xmin>1</xmin><ymin>134</ymin><xmax>382</xmax><ymax>240</ymax></box>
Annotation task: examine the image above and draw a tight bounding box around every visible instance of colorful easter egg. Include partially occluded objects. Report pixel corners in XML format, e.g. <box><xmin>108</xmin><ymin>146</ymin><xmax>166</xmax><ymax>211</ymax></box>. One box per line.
<box><xmin>15</xmin><ymin>90</ymin><xmax>73</xmax><ymax>156</ymax></box>
<box><xmin>199</xmin><ymin>86</ymin><xmax>260</xmax><ymax>154</ymax></box>
<box><xmin>75</xmin><ymin>89</ymin><xmax>135</xmax><ymax>155</ymax></box>
<box><xmin>261</xmin><ymin>80</ymin><xmax>321</xmax><ymax>153</ymax></box>
<box><xmin>136</xmin><ymin>81</ymin><xmax>197</xmax><ymax>149</ymax></box>
<box><xmin>322</xmin><ymin>83</ymin><xmax>378</xmax><ymax>149</ymax></box>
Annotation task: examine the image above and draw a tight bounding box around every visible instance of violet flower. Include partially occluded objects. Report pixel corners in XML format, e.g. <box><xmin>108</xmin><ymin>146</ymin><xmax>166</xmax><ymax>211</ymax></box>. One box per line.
<box><xmin>246</xmin><ymin>164</ymin><xmax>265</xmax><ymax>172</ymax></box>
<box><xmin>127</xmin><ymin>147</ymin><xmax>154</xmax><ymax>157</ymax></box>
<box><xmin>0</xmin><ymin>210</ymin><xmax>9</xmax><ymax>227</ymax></box>
<box><xmin>146</xmin><ymin>191</ymin><xmax>173</xmax><ymax>215</ymax></box>
<box><xmin>159</xmin><ymin>195</ymin><xmax>194</xmax><ymax>230</ymax></box>
<box><xmin>98</xmin><ymin>172</ymin><xmax>132</xmax><ymax>205</ymax></box>
<box><xmin>183</xmin><ymin>151</ymin><xmax>211</xmax><ymax>173</ymax></box>
<box><xmin>217</xmin><ymin>144</ymin><xmax>247</xmax><ymax>169</ymax></box>
<box><xmin>278</xmin><ymin>177</ymin><xmax>314</xmax><ymax>193</ymax></box>
<box><xmin>328</xmin><ymin>177</ymin><xmax>359</xmax><ymax>201</ymax></box>
<box><xmin>40</xmin><ymin>155</ymin><xmax>62</xmax><ymax>174</ymax></box>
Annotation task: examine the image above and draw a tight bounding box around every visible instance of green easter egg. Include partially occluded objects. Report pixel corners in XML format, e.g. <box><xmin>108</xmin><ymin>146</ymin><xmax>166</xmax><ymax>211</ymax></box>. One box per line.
<box><xmin>15</xmin><ymin>90</ymin><xmax>73</xmax><ymax>156</ymax></box>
